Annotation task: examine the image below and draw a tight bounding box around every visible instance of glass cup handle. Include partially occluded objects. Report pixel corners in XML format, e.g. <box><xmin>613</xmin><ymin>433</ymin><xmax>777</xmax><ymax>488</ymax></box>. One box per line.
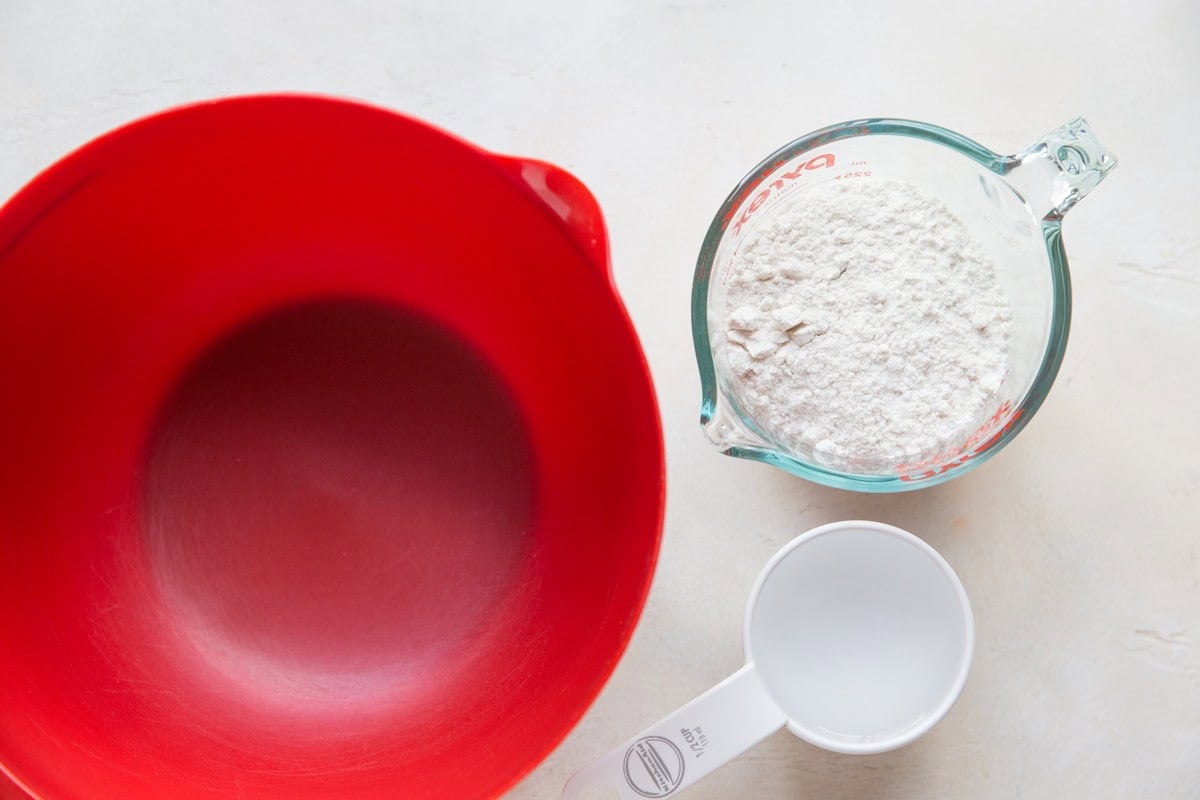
<box><xmin>489</xmin><ymin>154</ymin><xmax>610</xmax><ymax>276</ymax></box>
<box><xmin>1003</xmin><ymin>117</ymin><xmax>1117</xmax><ymax>220</ymax></box>
<box><xmin>561</xmin><ymin>665</ymin><xmax>787</xmax><ymax>799</ymax></box>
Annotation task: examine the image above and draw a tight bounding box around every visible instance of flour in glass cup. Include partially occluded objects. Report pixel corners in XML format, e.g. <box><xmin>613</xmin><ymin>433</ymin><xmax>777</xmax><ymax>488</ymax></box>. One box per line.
<box><xmin>721</xmin><ymin>179</ymin><xmax>1012</xmax><ymax>472</ymax></box>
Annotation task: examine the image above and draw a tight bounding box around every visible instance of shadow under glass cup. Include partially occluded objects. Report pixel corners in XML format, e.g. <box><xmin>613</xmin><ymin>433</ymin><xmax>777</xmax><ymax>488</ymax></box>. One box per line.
<box><xmin>693</xmin><ymin>118</ymin><xmax>1116</xmax><ymax>491</ymax></box>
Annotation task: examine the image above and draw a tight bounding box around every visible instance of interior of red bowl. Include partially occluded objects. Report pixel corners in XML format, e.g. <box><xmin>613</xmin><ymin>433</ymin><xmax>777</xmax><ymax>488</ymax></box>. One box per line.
<box><xmin>0</xmin><ymin>96</ymin><xmax>664</xmax><ymax>800</ymax></box>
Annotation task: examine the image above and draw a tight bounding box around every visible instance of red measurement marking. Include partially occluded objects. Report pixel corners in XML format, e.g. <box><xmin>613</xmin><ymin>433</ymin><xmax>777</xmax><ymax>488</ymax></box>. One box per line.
<box><xmin>897</xmin><ymin>404</ymin><xmax>1025</xmax><ymax>483</ymax></box>
<box><xmin>720</xmin><ymin>153</ymin><xmax>836</xmax><ymax>235</ymax></box>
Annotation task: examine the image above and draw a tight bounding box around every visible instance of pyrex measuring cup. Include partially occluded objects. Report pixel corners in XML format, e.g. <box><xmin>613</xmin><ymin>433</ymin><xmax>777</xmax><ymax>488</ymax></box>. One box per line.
<box><xmin>693</xmin><ymin>118</ymin><xmax>1116</xmax><ymax>491</ymax></box>
<box><xmin>563</xmin><ymin>521</ymin><xmax>973</xmax><ymax>799</ymax></box>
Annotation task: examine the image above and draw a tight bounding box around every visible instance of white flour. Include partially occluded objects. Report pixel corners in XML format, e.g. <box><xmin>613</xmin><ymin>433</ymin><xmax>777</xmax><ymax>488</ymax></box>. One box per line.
<box><xmin>722</xmin><ymin>179</ymin><xmax>1012</xmax><ymax>469</ymax></box>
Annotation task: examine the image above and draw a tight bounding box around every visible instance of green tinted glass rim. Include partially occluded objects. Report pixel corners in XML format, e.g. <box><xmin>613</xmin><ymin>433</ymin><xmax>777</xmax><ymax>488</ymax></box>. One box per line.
<box><xmin>691</xmin><ymin>118</ymin><xmax>1071</xmax><ymax>492</ymax></box>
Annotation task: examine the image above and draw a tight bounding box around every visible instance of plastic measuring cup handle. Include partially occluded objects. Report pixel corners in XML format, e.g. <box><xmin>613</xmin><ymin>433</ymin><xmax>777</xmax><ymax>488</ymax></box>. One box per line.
<box><xmin>489</xmin><ymin>154</ymin><xmax>610</xmax><ymax>277</ymax></box>
<box><xmin>561</xmin><ymin>665</ymin><xmax>786</xmax><ymax>799</ymax></box>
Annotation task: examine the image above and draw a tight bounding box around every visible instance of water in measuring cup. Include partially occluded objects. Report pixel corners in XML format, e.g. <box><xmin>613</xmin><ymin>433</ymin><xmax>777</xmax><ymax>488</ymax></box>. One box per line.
<box><xmin>749</xmin><ymin>527</ymin><xmax>969</xmax><ymax>744</ymax></box>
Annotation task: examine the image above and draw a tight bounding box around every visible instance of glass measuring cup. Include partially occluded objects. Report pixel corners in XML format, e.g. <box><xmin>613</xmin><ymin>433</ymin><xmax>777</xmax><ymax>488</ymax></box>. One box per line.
<box><xmin>562</xmin><ymin>521</ymin><xmax>973</xmax><ymax>799</ymax></box>
<box><xmin>693</xmin><ymin>118</ymin><xmax>1116</xmax><ymax>491</ymax></box>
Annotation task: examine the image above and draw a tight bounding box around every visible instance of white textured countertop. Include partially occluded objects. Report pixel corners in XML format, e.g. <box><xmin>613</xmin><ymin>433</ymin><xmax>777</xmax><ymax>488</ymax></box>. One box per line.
<box><xmin>2</xmin><ymin>1</ymin><xmax>1197</xmax><ymax>798</ymax></box>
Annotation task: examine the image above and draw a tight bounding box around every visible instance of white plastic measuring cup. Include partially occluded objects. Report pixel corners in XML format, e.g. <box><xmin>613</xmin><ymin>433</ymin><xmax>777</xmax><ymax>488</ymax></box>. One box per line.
<box><xmin>562</xmin><ymin>520</ymin><xmax>974</xmax><ymax>799</ymax></box>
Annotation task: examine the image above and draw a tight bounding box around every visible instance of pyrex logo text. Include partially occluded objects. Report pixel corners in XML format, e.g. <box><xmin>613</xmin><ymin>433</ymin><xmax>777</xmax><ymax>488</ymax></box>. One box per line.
<box><xmin>723</xmin><ymin>153</ymin><xmax>836</xmax><ymax>236</ymax></box>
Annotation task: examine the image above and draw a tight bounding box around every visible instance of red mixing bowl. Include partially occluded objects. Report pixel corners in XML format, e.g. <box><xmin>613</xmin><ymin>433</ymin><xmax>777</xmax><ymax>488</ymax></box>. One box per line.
<box><xmin>0</xmin><ymin>95</ymin><xmax>664</xmax><ymax>799</ymax></box>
